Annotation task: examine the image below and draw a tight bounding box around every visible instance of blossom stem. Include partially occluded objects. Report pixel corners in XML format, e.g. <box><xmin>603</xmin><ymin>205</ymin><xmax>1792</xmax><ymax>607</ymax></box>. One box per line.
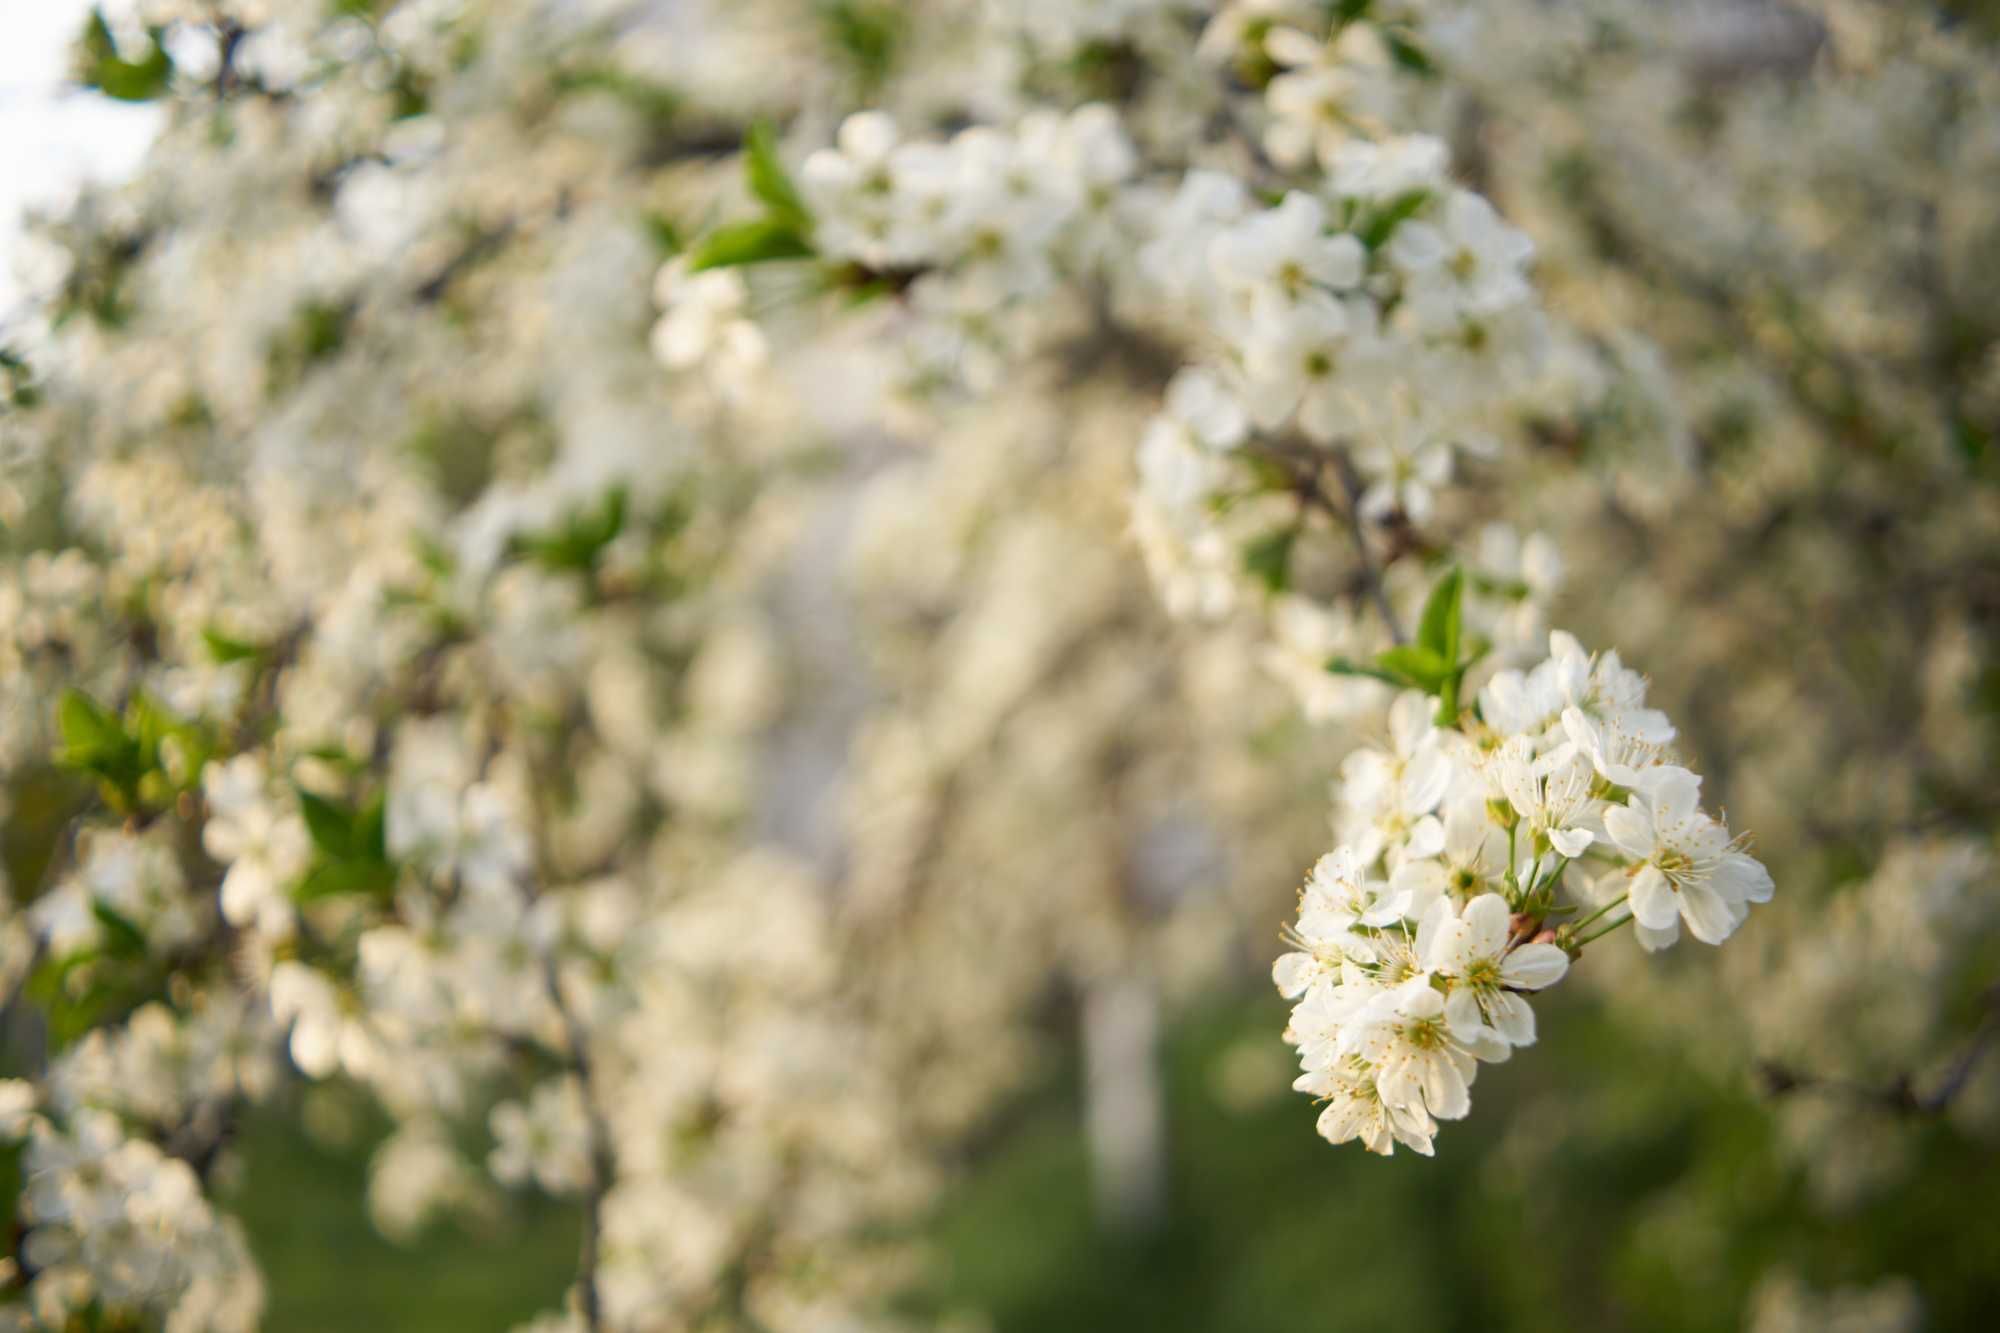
<box><xmin>1569</xmin><ymin>893</ymin><xmax>1628</xmax><ymax>936</ymax></box>
<box><xmin>1573</xmin><ymin>912</ymin><xmax>1634</xmax><ymax>948</ymax></box>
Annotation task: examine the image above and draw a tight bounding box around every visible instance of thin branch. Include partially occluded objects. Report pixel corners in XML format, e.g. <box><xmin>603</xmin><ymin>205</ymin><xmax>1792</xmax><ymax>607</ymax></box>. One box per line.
<box><xmin>1759</xmin><ymin>982</ymin><xmax>2000</xmax><ymax>1117</ymax></box>
<box><xmin>413</xmin><ymin>221</ymin><xmax>517</xmax><ymax>304</ymax></box>
<box><xmin>1250</xmin><ymin>440</ymin><xmax>1406</xmax><ymax>644</ymax></box>
<box><xmin>515</xmin><ymin>740</ymin><xmax>614</xmax><ymax>1332</ymax></box>
<box><xmin>1326</xmin><ymin>450</ymin><xmax>1406</xmax><ymax>644</ymax></box>
<box><xmin>541</xmin><ymin>945</ymin><xmax>615</xmax><ymax>1333</ymax></box>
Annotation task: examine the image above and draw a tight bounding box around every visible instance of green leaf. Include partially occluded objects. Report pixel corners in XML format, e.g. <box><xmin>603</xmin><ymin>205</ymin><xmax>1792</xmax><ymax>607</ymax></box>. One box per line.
<box><xmin>744</xmin><ymin>123</ymin><xmax>811</xmax><ymax>232</ymax></box>
<box><xmin>1417</xmin><ymin>566</ymin><xmax>1464</xmax><ymax>665</ymax></box>
<box><xmin>79</xmin><ymin>12</ymin><xmax>174</xmax><ymax>102</ymax></box>
<box><xmin>1325</xmin><ymin>656</ymin><xmax>1409</xmax><ymax>687</ymax></box>
<box><xmin>821</xmin><ymin>1</ymin><xmax>903</xmax><ymax>90</ymax></box>
<box><xmin>642</xmin><ymin>210</ymin><xmax>685</xmax><ymax>258</ymax></box>
<box><xmin>296</xmin><ymin>858</ymin><xmax>397</xmax><ymax>902</ymax></box>
<box><xmin>1359</xmin><ymin>189</ymin><xmax>1433</xmax><ymax>250</ymax></box>
<box><xmin>125</xmin><ymin>692</ymin><xmax>174</xmax><ymax>757</ymax></box>
<box><xmin>1375</xmin><ymin>644</ymin><xmax>1451</xmax><ymax>692</ymax></box>
<box><xmin>687</xmin><ymin>218</ymin><xmax>816</xmax><ymax>272</ymax></box>
<box><xmin>0</xmin><ymin>1138</ymin><xmax>26</xmax><ymax>1259</ymax></box>
<box><xmin>90</xmin><ymin>901</ymin><xmax>148</xmax><ymax>959</ymax></box>
<box><xmin>57</xmin><ymin>689</ymin><xmax>127</xmax><ymax>764</ymax></box>
<box><xmin>1243</xmin><ymin>527</ymin><xmax>1300</xmax><ymax>594</ymax></box>
<box><xmin>296</xmin><ymin>787</ymin><xmax>360</xmax><ymax>861</ymax></box>
<box><xmin>355</xmin><ymin>793</ymin><xmax>389</xmax><ymax>863</ymax></box>
<box><xmin>1384</xmin><ymin>30</ymin><xmax>1436</xmax><ymax>77</ymax></box>
<box><xmin>202</xmin><ymin>627</ymin><xmax>265</xmax><ymax>664</ymax></box>
<box><xmin>519</xmin><ymin>487</ymin><xmax>629</xmax><ymax>574</ymax></box>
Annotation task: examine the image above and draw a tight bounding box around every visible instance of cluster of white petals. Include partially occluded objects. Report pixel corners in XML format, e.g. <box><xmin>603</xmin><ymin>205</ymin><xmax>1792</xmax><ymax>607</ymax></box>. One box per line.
<box><xmin>1279</xmin><ymin>637</ymin><xmax>1772</xmax><ymax>1154</ymax></box>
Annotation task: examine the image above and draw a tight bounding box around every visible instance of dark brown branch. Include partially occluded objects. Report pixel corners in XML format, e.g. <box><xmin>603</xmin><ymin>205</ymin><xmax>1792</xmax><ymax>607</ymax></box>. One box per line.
<box><xmin>1759</xmin><ymin>982</ymin><xmax>2000</xmax><ymax>1117</ymax></box>
<box><xmin>542</xmin><ymin>946</ymin><xmax>614</xmax><ymax>1333</ymax></box>
<box><xmin>1248</xmin><ymin>439</ymin><xmax>1407</xmax><ymax>644</ymax></box>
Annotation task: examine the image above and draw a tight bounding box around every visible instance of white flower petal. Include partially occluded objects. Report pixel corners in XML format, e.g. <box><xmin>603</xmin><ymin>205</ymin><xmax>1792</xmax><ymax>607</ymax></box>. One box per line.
<box><xmin>1628</xmin><ymin>864</ymin><xmax>1679</xmax><ymax>930</ymax></box>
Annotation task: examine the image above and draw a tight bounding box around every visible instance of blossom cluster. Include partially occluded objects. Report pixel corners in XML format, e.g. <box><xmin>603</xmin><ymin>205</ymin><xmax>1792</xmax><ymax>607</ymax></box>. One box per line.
<box><xmin>1276</xmin><ymin>635</ymin><xmax>1773</xmax><ymax>1154</ymax></box>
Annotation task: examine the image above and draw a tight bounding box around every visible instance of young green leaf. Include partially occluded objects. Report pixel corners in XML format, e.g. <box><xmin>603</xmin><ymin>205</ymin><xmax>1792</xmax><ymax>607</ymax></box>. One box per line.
<box><xmin>1359</xmin><ymin>189</ymin><xmax>1432</xmax><ymax>250</ymax></box>
<box><xmin>79</xmin><ymin>12</ymin><xmax>174</xmax><ymax>103</ymax></box>
<box><xmin>1416</xmin><ymin>566</ymin><xmax>1464</xmax><ymax>665</ymax></box>
<box><xmin>1243</xmin><ymin>526</ymin><xmax>1300</xmax><ymax>594</ymax></box>
<box><xmin>1384</xmin><ymin>31</ymin><xmax>1436</xmax><ymax>77</ymax></box>
<box><xmin>56</xmin><ymin>689</ymin><xmax>127</xmax><ymax>764</ymax></box>
<box><xmin>90</xmin><ymin>901</ymin><xmax>149</xmax><ymax>959</ymax></box>
<box><xmin>688</xmin><ymin>218</ymin><xmax>816</xmax><ymax>272</ymax></box>
<box><xmin>1325</xmin><ymin>656</ymin><xmax>1410</xmax><ymax>688</ymax></box>
<box><xmin>201</xmin><ymin>627</ymin><xmax>264</xmax><ymax>664</ymax></box>
<box><xmin>1375</xmin><ymin>644</ymin><xmax>1451</xmax><ymax>693</ymax></box>
<box><xmin>296</xmin><ymin>787</ymin><xmax>360</xmax><ymax>861</ymax></box>
<box><xmin>744</xmin><ymin>123</ymin><xmax>811</xmax><ymax>232</ymax></box>
<box><xmin>296</xmin><ymin>859</ymin><xmax>398</xmax><ymax>903</ymax></box>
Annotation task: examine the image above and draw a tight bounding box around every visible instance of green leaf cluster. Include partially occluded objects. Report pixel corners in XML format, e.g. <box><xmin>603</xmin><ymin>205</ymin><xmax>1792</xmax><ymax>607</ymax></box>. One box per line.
<box><xmin>78</xmin><ymin>9</ymin><xmax>174</xmax><ymax>102</ymax></box>
<box><xmin>1326</xmin><ymin>567</ymin><xmax>1489</xmax><ymax>723</ymax></box>
<box><xmin>1242</xmin><ymin>526</ymin><xmax>1301</xmax><ymax>594</ymax></box>
<box><xmin>688</xmin><ymin>124</ymin><xmax>818</xmax><ymax>272</ymax></box>
<box><xmin>54</xmin><ymin>689</ymin><xmax>211</xmax><ymax>814</ymax></box>
<box><xmin>1355</xmin><ymin>190</ymin><xmax>1433</xmax><ymax>251</ymax></box>
<box><xmin>516</xmin><ymin>487</ymin><xmax>629</xmax><ymax>575</ymax></box>
<box><xmin>295</xmin><ymin>785</ymin><xmax>397</xmax><ymax>902</ymax></box>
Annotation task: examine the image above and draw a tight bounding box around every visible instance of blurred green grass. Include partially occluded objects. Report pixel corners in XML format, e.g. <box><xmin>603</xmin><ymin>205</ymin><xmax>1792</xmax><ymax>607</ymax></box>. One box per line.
<box><xmin>908</xmin><ymin>990</ymin><xmax>2000</xmax><ymax>1332</ymax></box>
<box><xmin>222</xmin><ymin>1096</ymin><xmax>580</xmax><ymax>1330</ymax></box>
<box><xmin>218</xmin><ymin>987</ymin><xmax>2000</xmax><ymax>1330</ymax></box>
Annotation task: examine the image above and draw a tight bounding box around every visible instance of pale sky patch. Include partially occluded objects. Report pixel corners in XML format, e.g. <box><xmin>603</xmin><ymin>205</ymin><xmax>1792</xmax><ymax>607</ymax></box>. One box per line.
<box><xmin>0</xmin><ymin>0</ymin><xmax>163</xmax><ymax>317</ymax></box>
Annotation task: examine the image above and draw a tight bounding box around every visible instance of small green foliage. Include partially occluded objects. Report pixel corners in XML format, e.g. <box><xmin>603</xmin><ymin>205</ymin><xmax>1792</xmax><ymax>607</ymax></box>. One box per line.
<box><xmin>403</xmin><ymin>412</ymin><xmax>498</xmax><ymax>510</ymax></box>
<box><xmin>201</xmin><ymin>627</ymin><xmax>265</xmax><ymax>664</ymax></box>
<box><xmin>1243</xmin><ymin>526</ymin><xmax>1300</xmax><ymax>594</ymax></box>
<box><xmin>390</xmin><ymin>68</ymin><xmax>433</xmax><ymax>120</ymax></box>
<box><xmin>687</xmin><ymin>217</ymin><xmax>817</xmax><ymax>272</ymax></box>
<box><xmin>57</xmin><ymin>689</ymin><xmax>146</xmax><ymax>808</ymax></box>
<box><xmin>0</xmin><ymin>1137</ymin><xmax>23</xmax><ymax>1263</ymax></box>
<box><xmin>549</xmin><ymin>67</ymin><xmax>683</xmax><ymax>132</ymax></box>
<box><xmin>1374</xmin><ymin>643</ymin><xmax>1453</xmax><ymax>692</ymax></box>
<box><xmin>294</xmin><ymin>785</ymin><xmax>396</xmax><ymax>902</ymax></box>
<box><xmin>78</xmin><ymin>10</ymin><xmax>174</xmax><ymax>103</ymax></box>
<box><xmin>89</xmin><ymin>901</ymin><xmax>149</xmax><ymax>959</ymax></box>
<box><xmin>267</xmin><ymin>300</ymin><xmax>354</xmax><ymax>395</ymax></box>
<box><xmin>24</xmin><ymin>937</ymin><xmax>170</xmax><ymax>1050</ymax></box>
<box><xmin>1329</xmin><ymin>567</ymin><xmax>1487</xmax><ymax>721</ymax></box>
<box><xmin>1951</xmin><ymin>412</ymin><xmax>1993</xmax><ymax>473</ymax></box>
<box><xmin>1358</xmin><ymin>190</ymin><xmax>1432</xmax><ymax>250</ymax></box>
<box><xmin>1324</xmin><ymin>655</ymin><xmax>1411</xmax><ymax>688</ymax></box>
<box><xmin>744</xmin><ymin>123</ymin><xmax>811</xmax><ymax>233</ymax></box>
<box><xmin>0</xmin><ymin>347</ymin><xmax>40</xmax><ymax>409</ymax></box>
<box><xmin>642</xmin><ymin>210</ymin><xmax>686</xmax><ymax>258</ymax></box>
<box><xmin>1383</xmin><ymin>31</ymin><xmax>1436</xmax><ymax>77</ymax></box>
<box><xmin>682</xmin><ymin>127</ymin><xmax>821</xmax><ymax>272</ymax></box>
<box><xmin>517</xmin><ymin>487</ymin><xmax>629</xmax><ymax>575</ymax></box>
<box><xmin>1416</xmin><ymin>565</ymin><xmax>1463</xmax><ymax>667</ymax></box>
<box><xmin>54</xmin><ymin>688</ymin><xmax>211</xmax><ymax>814</ymax></box>
<box><xmin>821</xmin><ymin>1</ymin><xmax>903</xmax><ymax>92</ymax></box>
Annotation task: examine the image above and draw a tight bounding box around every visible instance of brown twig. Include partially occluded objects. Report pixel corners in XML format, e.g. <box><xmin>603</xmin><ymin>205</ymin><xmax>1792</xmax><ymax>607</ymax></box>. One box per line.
<box><xmin>1759</xmin><ymin>982</ymin><xmax>2000</xmax><ymax>1117</ymax></box>
<box><xmin>1248</xmin><ymin>439</ymin><xmax>1407</xmax><ymax>644</ymax></box>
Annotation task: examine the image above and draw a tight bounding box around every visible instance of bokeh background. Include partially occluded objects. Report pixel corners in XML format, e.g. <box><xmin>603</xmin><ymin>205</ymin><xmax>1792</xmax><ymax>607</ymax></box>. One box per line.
<box><xmin>3</xmin><ymin>2</ymin><xmax>1999</xmax><ymax>1330</ymax></box>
